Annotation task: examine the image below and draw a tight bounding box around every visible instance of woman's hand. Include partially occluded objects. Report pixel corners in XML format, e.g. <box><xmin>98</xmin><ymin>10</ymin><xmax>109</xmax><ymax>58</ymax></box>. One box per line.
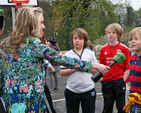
<box><xmin>92</xmin><ymin>63</ymin><xmax>110</xmax><ymax>74</ymax></box>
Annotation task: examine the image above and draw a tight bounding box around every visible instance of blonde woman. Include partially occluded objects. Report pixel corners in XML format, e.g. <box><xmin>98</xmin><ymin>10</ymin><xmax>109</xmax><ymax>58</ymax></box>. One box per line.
<box><xmin>0</xmin><ymin>6</ymin><xmax>109</xmax><ymax>112</ymax></box>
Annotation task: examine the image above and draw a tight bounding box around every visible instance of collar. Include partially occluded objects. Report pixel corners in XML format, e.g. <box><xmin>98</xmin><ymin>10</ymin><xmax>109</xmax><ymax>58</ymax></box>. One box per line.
<box><xmin>135</xmin><ymin>54</ymin><xmax>141</xmax><ymax>59</ymax></box>
<box><xmin>72</xmin><ymin>49</ymin><xmax>84</xmax><ymax>59</ymax></box>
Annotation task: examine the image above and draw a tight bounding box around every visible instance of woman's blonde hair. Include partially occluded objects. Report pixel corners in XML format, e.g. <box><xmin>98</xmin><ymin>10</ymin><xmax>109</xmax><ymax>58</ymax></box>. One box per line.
<box><xmin>70</xmin><ymin>28</ymin><xmax>88</xmax><ymax>48</ymax></box>
<box><xmin>0</xmin><ymin>6</ymin><xmax>43</xmax><ymax>57</ymax></box>
<box><xmin>129</xmin><ymin>27</ymin><xmax>141</xmax><ymax>41</ymax></box>
<box><xmin>105</xmin><ymin>23</ymin><xmax>123</xmax><ymax>41</ymax></box>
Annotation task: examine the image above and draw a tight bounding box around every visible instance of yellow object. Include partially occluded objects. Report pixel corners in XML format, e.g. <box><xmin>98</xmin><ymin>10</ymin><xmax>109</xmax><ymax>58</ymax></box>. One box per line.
<box><xmin>123</xmin><ymin>92</ymin><xmax>141</xmax><ymax>113</ymax></box>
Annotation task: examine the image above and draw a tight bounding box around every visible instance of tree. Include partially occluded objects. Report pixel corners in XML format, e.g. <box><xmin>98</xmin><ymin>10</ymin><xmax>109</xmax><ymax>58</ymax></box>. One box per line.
<box><xmin>0</xmin><ymin>0</ymin><xmax>133</xmax><ymax>50</ymax></box>
<box><xmin>39</xmin><ymin>1</ymin><xmax>54</xmax><ymax>39</ymax></box>
<box><xmin>46</xmin><ymin>0</ymin><xmax>120</xmax><ymax>50</ymax></box>
<box><xmin>135</xmin><ymin>8</ymin><xmax>141</xmax><ymax>27</ymax></box>
<box><xmin>127</xmin><ymin>6</ymin><xmax>134</xmax><ymax>27</ymax></box>
<box><xmin>49</xmin><ymin>1</ymin><xmax>70</xmax><ymax>37</ymax></box>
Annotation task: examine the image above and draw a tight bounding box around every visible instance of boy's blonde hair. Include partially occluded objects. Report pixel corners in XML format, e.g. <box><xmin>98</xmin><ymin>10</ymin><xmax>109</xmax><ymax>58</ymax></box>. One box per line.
<box><xmin>105</xmin><ymin>23</ymin><xmax>123</xmax><ymax>40</ymax></box>
<box><xmin>0</xmin><ymin>6</ymin><xmax>43</xmax><ymax>57</ymax></box>
<box><xmin>129</xmin><ymin>27</ymin><xmax>141</xmax><ymax>40</ymax></box>
<box><xmin>70</xmin><ymin>28</ymin><xmax>88</xmax><ymax>48</ymax></box>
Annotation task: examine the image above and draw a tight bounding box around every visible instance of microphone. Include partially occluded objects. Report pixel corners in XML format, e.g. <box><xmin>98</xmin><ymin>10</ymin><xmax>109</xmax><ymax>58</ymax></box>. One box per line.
<box><xmin>0</xmin><ymin>9</ymin><xmax>4</xmax><ymax>30</ymax></box>
<box><xmin>0</xmin><ymin>9</ymin><xmax>4</xmax><ymax>15</ymax></box>
<box><xmin>91</xmin><ymin>52</ymin><xmax>126</xmax><ymax>82</ymax></box>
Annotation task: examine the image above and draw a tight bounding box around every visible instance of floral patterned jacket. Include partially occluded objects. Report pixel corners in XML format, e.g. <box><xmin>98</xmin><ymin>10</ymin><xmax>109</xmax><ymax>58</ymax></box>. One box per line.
<box><xmin>0</xmin><ymin>37</ymin><xmax>92</xmax><ymax>113</ymax></box>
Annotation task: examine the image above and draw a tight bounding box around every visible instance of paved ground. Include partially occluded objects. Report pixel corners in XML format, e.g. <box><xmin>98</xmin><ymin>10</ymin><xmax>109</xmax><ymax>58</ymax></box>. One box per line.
<box><xmin>45</xmin><ymin>75</ymin><xmax>119</xmax><ymax>113</ymax></box>
<box><xmin>0</xmin><ymin>74</ymin><xmax>126</xmax><ymax>113</ymax></box>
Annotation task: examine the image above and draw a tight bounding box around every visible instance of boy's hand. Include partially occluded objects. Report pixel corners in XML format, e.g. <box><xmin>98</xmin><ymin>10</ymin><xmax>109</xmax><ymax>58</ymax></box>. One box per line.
<box><xmin>0</xmin><ymin>21</ymin><xmax>5</xmax><ymax>36</ymax></box>
<box><xmin>48</xmin><ymin>66</ymin><xmax>55</xmax><ymax>73</ymax></box>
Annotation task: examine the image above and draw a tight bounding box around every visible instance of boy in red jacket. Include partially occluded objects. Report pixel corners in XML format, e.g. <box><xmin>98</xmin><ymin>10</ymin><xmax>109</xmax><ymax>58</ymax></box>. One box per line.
<box><xmin>99</xmin><ymin>23</ymin><xmax>131</xmax><ymax>113</ymax></box>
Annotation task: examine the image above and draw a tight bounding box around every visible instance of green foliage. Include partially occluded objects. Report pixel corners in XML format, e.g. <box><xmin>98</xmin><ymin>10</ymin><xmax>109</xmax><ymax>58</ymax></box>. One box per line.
<box><xmin>48</xmin><ymin>0</ymin><xmax>118</xmax><ymax>50</ymax></box>
<box><xmin>39</xmin><ymin>0</ymin><xmax>141</xmax><ymax>50</ymax></box>
<box><xmin>1</xmin><ymin>0</ymin><xmax>140</xmax><ymax>51</ymax></box>
<box><xmin>137</xmin><ymin>7</ymin><xmax>141</xmax><ymax>14</ymax></box>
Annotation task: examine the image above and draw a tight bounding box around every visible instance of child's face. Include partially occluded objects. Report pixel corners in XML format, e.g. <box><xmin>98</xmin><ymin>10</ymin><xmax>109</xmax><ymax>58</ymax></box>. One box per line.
<box><xmin>73</xmin><ymin>33</ymin><xmax>84</xmax><ymax>50</ymax></box>
<box><xmin>130</xmin><ymin>35</ymin><xmax>141</xmax><ymax>54</ymax></box>
<box><xmin>107</xmin><ymin>30</ymin><xmax>119</xmax><ymax>43</ymax></box>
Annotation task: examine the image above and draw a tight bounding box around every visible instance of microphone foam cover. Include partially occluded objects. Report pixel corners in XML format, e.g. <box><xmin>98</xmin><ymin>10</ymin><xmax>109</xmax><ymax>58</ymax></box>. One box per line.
<box><xmin>113</xmin><ymin>53</ymin><xmax>126</xmax><ymax>64</ymax></box>
<box><xmin>0</xmin><ymin>9</ymin><xmax>4</xmax><ymax>14</ymax></box>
